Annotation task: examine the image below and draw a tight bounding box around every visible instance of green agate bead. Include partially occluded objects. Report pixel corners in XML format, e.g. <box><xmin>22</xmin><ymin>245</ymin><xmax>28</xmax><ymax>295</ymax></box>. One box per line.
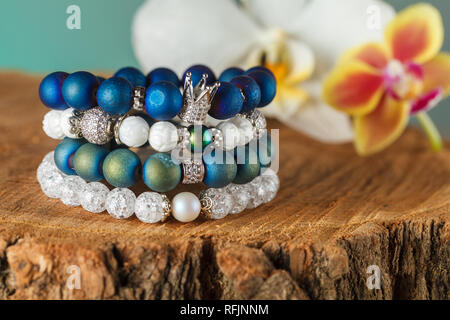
<box><xmin>143</xmin><ymin>153</ymin><xmax>182</xmax><ymax>192</ymax></box>
<box><xmin>188</xmin><ymin>125</ymin><xmax>212</xmax><ymax>153</ymax></box>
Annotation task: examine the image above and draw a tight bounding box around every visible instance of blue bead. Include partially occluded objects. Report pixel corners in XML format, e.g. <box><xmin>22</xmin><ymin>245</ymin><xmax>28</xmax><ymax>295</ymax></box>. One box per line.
<box><xmin>102</xmin><ymin>149</ymin><xmax>142</xmax><ymax>188</ymax></box>
<box><xmin>147</xmin><ymin>67</ymin><xmax>179</xmax><ymax>87</ymax></box>
<box><xmin>62</xmin><ymin>71</ymin><xmax>99</xmax><ymax>110</ymax></box>
<box><xmin>73</xmin><ymin>143</ymin><xmax>110</xmax><ymax>181</ymax></box>
<box><xmin>143</xmin><ymin>153</ymin><xmax>182</xmax><ymax>192</ymax></box>
<box><xmin>203</xmin><ymin>149</ymin><xmax>237</xmax><ymax>188</ymax></box>
<box><xmin>182</xmin><ymin>65</ymin><xmax>216</xmax><ymax>87</ymax></box>
<box><xmin>54</xmin><ymin>138</ymin><xmax>86</xmax><ymax>175</ymax></box>
<box><xmin>245</xmin><ymin>66</ymin><xmax>275</xmax><ymax>79</ymax></box>
<box><xmin>233</xmin><ymin>145</ymin><xmax>260</xmax><ymax>184</ymax></box>
<box><xmin>209</xmin><ymin>82</ymin><xmax>243</xmax><ymax>119</ymax></box>
<box><xmin>97</xmin><ymin>77</ymin><xmax>133</xmax><ymax>115</ymax></box>
<box><xmin>230</xmin><ymin>76</ymin><xmax>261</xmax><ymax>112</ymax></box>
<box><xmin>218</xmin><ymin>67</ymin><xmax>244</xmax><ymax>82</ymax></box>
<box><xmin>39</xmin><ymin>72</ymin><xmax>69</xmax><ymax>110</ymax></box>
<box><xmin>145</xmin><ymin>81</ymin><xmax>182</xmax><ymax>120</ymax></box>
<box><xmin>247</xmin><ymin>70</ymin><xmax>276</xmax><ymax>107</ymax></box>
<box><xmin>114</xmin><ymin>67</ymin><xmax>146</xmax><ymax>88</ymax></box>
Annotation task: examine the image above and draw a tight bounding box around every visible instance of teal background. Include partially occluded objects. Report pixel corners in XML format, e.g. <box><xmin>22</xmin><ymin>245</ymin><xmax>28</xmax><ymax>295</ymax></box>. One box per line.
<box><xmin>0</xmin><ymin>0</ymin><xmax>448</xmax><ymax>135</ymax></box>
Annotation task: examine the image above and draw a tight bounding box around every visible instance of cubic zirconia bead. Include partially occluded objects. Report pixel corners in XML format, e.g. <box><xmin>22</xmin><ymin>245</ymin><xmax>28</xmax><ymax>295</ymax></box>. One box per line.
<box><xmin>135</xmin><ymin>192</ymin><xmax>168</xmax><ymax>223</ymax></box>
<box><xmin>80</xmin><ymin>107</ymin><xmax>114</xmax><ymax>144</ymax></box>
<box><xmin>105</xmin><ymin>188</ymin><xmax>136</xmax><ymax>219</ymax></box>
<box><xmin>226</xmin><ymin>184</ymin><xmax>251</xmax><ymax>214</ymax></box>
<box><xmin>242</xmin><ymin>109</ymin><xmax>267</xmax><ymax>138</ymax></box>
<box><xmin>200</xmin><ymin>188</ymin><xmax>233</xmax><ymax>219</ymax></box>
<box><xmin>182</xmin><ymin>159</ymin><xmax>205</xmax><ymax>184</ymax></box>
<box><xmin>80</xmin><ymin>182</ymin><xmax>110</xmax><ymax>213</ymax></box>
<box><xmin>60</xmin><ymin>176</ymin><xmax>87</xmax><ymax>206</ymax></box>
<box><xmin>132</xmin><ymin>86</ymin><xmax>146</xmax><ymax>111</ymax></box>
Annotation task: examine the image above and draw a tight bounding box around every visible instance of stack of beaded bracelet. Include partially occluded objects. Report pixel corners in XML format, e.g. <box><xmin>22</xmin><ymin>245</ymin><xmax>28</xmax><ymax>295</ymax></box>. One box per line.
<box><xmin>37</xmin><ymin>151</ymin><xmax>279</xmax><ymax>223</ymax></box>
<box><xmin>37</xmin><ymin>65</ymin><xmax>279</xmax><ymax>223</ymax></box>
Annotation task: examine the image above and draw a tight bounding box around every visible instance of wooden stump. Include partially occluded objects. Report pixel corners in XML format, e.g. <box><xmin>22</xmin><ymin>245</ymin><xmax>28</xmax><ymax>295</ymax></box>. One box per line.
<box><xmin>0</xmin><ymin>72</ymin><xmax>448</xmax><ymax>300</ymax></box>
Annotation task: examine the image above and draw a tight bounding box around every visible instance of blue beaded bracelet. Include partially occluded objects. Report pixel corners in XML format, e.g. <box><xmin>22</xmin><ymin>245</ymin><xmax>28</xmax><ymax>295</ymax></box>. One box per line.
<box><xmin>39</xmin><ymin>65</ymin><xmax>276</xmax><ymax>122</ymax></box>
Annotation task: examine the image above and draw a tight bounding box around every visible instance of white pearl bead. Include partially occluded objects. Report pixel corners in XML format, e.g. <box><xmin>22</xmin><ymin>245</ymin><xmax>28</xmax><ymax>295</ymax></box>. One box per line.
<box><xmin>149</xmin><ymin>121</ymin><xmax>179</xmax><ymax>152</ymax></box>
<box><xmin>119</xmin><ymin>116</ymin><xmax>150</xmax><ymax>147</ymax></box>
<box><xmin>171</xmin><ymin>192</ymin><xmax>201</xmax><ymax>223</ymax></box>
<box><xmin>60</xmin><ymin>108</ymin><xmax>80</xmax><ymax>139</ymax></box>
<box><xmin>230</xmin><ymin>116</ymin><xmax>254</xmax><ymax>146</ymax></box>
<box><xmin>42</xmin><ymin>110</ymin><xmax>64</xmax><ymax>139</ymax></box>
<box><xmin>217</xmin><ymin>121</ymin><xmax>240</xmax><ymax>150</ymax></box>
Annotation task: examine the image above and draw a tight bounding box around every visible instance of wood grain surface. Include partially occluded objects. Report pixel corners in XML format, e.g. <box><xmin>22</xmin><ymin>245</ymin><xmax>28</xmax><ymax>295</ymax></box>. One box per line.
<box><xmin>0</xmin><ymin>72</ymin><xmax>448</xmax><ymax>300</ymax></box>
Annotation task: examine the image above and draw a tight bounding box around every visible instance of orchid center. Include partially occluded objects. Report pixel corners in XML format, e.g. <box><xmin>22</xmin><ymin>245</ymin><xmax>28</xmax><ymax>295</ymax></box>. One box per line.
<box><xmin>383</xmin><ymin>59</ymin><xmax>423</xmax><ymax>100</ymax></box>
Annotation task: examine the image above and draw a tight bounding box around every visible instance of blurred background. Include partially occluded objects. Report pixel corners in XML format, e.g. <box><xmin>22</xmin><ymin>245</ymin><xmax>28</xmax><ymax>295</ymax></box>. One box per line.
<box><xmin>0</xmin><ymin>0</ymin><xmax>448</xmax><ymax>136</ymax></box>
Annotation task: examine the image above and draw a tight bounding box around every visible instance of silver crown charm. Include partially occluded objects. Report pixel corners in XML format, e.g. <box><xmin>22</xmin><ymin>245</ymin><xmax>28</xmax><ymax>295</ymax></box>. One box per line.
<box><xmin>178</xmin><ymin>72</ymin><xmax>219</xmax><ymax>124</ymax></box>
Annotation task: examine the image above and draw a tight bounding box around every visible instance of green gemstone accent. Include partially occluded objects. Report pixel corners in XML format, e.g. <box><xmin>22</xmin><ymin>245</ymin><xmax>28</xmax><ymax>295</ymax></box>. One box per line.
<box><xmin>188</xmin><ymin>125</ymin><xmax>212</xmax><ymax>152</ymax></box>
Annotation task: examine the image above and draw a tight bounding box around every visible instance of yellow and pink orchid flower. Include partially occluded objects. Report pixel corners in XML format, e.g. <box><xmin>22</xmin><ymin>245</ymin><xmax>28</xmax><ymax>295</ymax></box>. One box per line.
<box><xmin>323</xmin><ymin>3</ymin><xmax>450</xmax><ymax>155</ymax></box>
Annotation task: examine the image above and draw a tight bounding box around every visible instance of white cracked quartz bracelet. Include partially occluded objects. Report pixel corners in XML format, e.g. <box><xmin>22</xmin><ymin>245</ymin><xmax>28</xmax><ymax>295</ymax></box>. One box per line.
<box><xmin>37</xmin><ymin>151</ymin><xmax>279</xmax><ymax>224</ymax></box>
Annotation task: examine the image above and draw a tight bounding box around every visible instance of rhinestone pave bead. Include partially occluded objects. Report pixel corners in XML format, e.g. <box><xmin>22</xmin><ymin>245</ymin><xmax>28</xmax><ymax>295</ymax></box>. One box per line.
<box><xmin>80</xmin><ymin>182</ymin><xmax>110</xmax><ymax>213</ymax></box>
<box><xmin>199</xmin><ymin>188</ymin><xmax>233</xmax><ymax>219</ymax></box>
<box><xmin>135</xmin><ymin>192</ymin><xmax>170</xmax><ymax>223</ymax></box>
<box><xmin>241</xmin><ymin>109</ymin><xmax>267</xmax><ymax>138</ymax></box>
<box><xmin>132</xmin><ymin>86</ymin><xmax>146</xmax><ymax>111</ymax></box>
<box><xmin>60</xmin><ymin>176</ymin><xmax>87</xmax><ymax>206</ymax></box>
<box><xmin>80</xmin><ymin>107</ymin><xmax>114</xmax><ymax>144</ymax></box>
<box><xmin>105</xmin><ymin>188</ymin><xmax>136</xmax><ymax>219</ymax></box>
<box><xmin>182</xmin><ymin>159</ymin><xmax>205</xmax><ymax>184</ymax></box>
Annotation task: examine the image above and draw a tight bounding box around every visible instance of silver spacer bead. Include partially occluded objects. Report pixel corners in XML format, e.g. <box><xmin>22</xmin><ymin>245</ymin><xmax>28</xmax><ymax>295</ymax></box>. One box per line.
<box><xmin>178</xmin><ymin>72</ymin><xmax>220</xmax><ymax>124</ymax></box>
<box><xmin>132</xmin><ymin>86</ymin><xmax>146</xmax><ymax>111</ymax></box>
<box><xmin>160</xmin><ymin>194</ymin><xmax>171</xmax><ymax>222</ymax></box>
<box><xmin>68</xmin><ymin>110</ymin><xmax>84</xmax><ymax>138</ymax></box>
<box><xmin>113</xmin><ymin>113</ymin><xmax>129</xmax><ymax>145</ymax></box>
<box><xmin>198</xmin><ymin>190</ymin><xmax>216</xmax><ymax>219</ymax></box>
<box><xmin>240</xmin><ymin>109</ymin><xmax>267</xmax><ymax>138</ymax></box>
<box><xmin>80</xmin><ymin>107</ymin><xmax>115</xmax><ymax>145</ymax></box>
<box><xmin>181</xmin><ymin>159</ymin><xmax>205</xmax><ymax>184</ymax></box>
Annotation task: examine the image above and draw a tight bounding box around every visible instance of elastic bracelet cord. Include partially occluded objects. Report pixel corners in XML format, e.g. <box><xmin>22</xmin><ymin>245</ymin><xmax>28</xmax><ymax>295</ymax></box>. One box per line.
<box><xmin>37</xmin><ymin>151</ymin><xmax>279</xmax><ymax>223</ymax></box>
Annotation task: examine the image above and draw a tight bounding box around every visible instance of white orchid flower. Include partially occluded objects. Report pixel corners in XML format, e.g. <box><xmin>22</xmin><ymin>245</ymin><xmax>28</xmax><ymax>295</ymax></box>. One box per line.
<box><xmin>132</xmin><ymin>0</ymin><xmax>395</xmax><ymax>143</ymax></box>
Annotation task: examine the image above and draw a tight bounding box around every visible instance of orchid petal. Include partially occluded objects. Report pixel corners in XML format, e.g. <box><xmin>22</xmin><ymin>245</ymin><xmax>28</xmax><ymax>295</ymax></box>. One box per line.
<box><xmin>283</xmin><ymin>39</ymin><xmax>315</xmax><ymax>85</ymax></box>
<box><xmin>289</xmin><ymin>0</ymin><xmax>395</xmax><ymax>75</ymax></box>
<box><xmin>132</xmin><ymin>0</ymin><xmax>262</xmax><ymax>75</ymax></box>
<box><xmin>354</xmin><ymin>94</ymin><xmax>409</xmax><ymax>155</ymax></box>
<box><xmin>410</xmin><ymin>88</ymin><xmax>443</xmax><ymax>115</ymax></box>
<box><xmin>339</xmin><ymin>42</ymin><xmax>390</xmax><ymax>69</ymax></box>
<box><xmin>322</xmin><ymin>61</ymin><xmax>384</xmax><ymax>115</ymax></box>
<box><xmin>240</xmin><ymin>0</ymin><xmax>308</xmax><ymax>33</ymax></box>
<box><xmin>264</xmin><ymin>80</ymin><xmax>354</xmax><ymax>143</ymax></box>
<box><xmin>385</xmin><ymin>3</ymin><xmax>443</xmax><ymax>64</ymax></box>
<box><xmin>422</xmin><ymin>53</ymin><xmax>450</xmax><ymax>97</ymax></box>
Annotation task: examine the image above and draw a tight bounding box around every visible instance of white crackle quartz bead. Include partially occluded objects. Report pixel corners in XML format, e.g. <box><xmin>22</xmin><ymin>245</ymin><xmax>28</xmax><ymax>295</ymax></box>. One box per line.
<box><xmin>149</xmin><ymin>121</ymin><xmax>179</xmax><ymax>152</ymax></box>
<box><xmin>226</xmin><ymin>184</ymin><xmax>251</xmax><ymax>214</ymax></box>
<box><xmin>59</xmin><ymin>107</ymin><xmax>81</xmax><ymax>139</ymax></box>
<box><xmin>119</xmin><ymin>116</ymin><xmax>150</xmax><ymax>148</ymax></box>
<box><xmin>105</xmin><ymin>188</ymin><xmax>136</xmax><ymax>219</ymax></box>
<box><xmin>42</xmin><ymin>110</ymin><xmax>64</xmax><ymax>139</ymax></box>
<box><xmin>171</xmin><ymin>192</ymin><xmax>201</xmax><ymax>223</ymax></box>
<box><xmin>135</xmin><ymin>192</ymin><xmax>166</xmax><ymax>223</ymax></box>
<box><xmin>60</xmin><ymin>176</ymin><xmax>87</xmax><ymax>206</ymax></box>
<box><xmin>246</xmin><ymin>176</ymin><xmax>266</xmax><ymax>209</ymax></box>
<box><xmin>80</xmin><ymin>182</ymin><xmax>110</xmax><ymax>213</ymax></box>
<box><xmin>229</xmin><ymin>116</ymin><xmax>254</xmax><ymax>146</ymax></box>
<box><xmin>39</xmin><ymin>167</ymin><xmax>65</xmax><ymax>199</ymax></box>
<box><xmin>217</xmin><ymin>121</ymin><xmax>240</xmax><ymax>150</ymax></box>
<box><xmin>201</xmin><ymin>188</ymin><xmax>233</xmax><ymax>220</ymax></box>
